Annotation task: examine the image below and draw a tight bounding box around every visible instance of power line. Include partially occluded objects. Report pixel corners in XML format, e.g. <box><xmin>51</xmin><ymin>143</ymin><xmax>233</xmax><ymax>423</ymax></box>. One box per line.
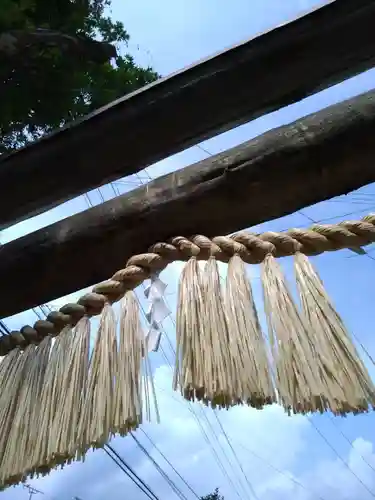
<box><xmin>161</xmin><ymin>305</ymin><xmax>247</xmax><ymax>499</ymax></box>
<box><xmin>328</xmin><ymin>415</ymin><xmax>375</xmax><ymax>476</ymax></box>
<box><xmin>143</xmin><ymin>288</ymin><xmax>246</xmax><ymax>500</ymax></box>
<box><xmin>84</xmin><ymin>193</ymin><xmax>93</xmax><ymax>207</ymax></box>
<box><xmin>81</xmin><ymin>176</ymin><xmax>178</xmax><ymax>500</ymax></box>
<box><xmin>228</xmin><ymin>437</ymin><xmax>328</xmax><ymax>500</ymax></box>
<box><xmin>189</xmin><ymin>404</ymin><xmax>243</xmax><ymax>500</ymax></box>
<box><xmin>196</xmin><ymin>407</ymin><xmax>247</xmax><ymax>499</ymax></box>
<box><xmin>154</xmin><ymin>337</ymin><xmax>325</xmax><ymax>500</ymax></box>
<box><xmin>159</xmin><ymin>287</ymin><xmax>375</xmax><ymax>500</ymax></box>
<box><xmin>306</xmin><ymin>416</ymin><xmax>375</xmax><ymax>499</ymax></box>
<box><xmin>191</xmin><ymin>143</ymin><xmax>375</xmax><ymax>232</ymax></box>
<box><xmin>23</xmin><ymin>485</ymin><xmax>43</xmax><ymax>500</ymax></box>
<box><xmin>213</xmin><ymin>411</ymin><xmax>259</xmax><ymax>500</ymax></box>
<box><xmin>104</xmin><ymin>444</ymin><xmax>160</xmax><ymax>500</ymax></box>
<box><xmin>159</xmin><ymin>286</ymin><xmax>333</xmax><ymax>500</ymax></box>
<box><xmin>139</xmin><ymin>428</ymin><xmax>200</xmax><ymax>500</ymax></box>
<box><xmin>0</xmin><ymin>320</ymin><xmax>10</xmax><ymax>335</ymax></box>
<box><xmin>97</xmin><ymin>188</ymin><xmax>105</xmax><ymax>203</ymax></box>
<box><xmin>130</xmin><ymin>432</ymin><xmax>189</xmax><ymax>500</ymax></box>
<box><xmin>32</xmin><ymin>307</ymin><xmax>43</xmax><ymax>320</ymax></box>
<box><xmin>134</xmin><ymin>283</ymin><xmax>246</xmax><ymax>500</ymax></box>
<box><xmin>160</xmin><ymin>294</ymin><xmax>254</xmax><ymax>500</ymax></box>
<box><xmin>23</xmin><ymin>483</ymin><xmax>61</xmax><ymax>500</ymax></box>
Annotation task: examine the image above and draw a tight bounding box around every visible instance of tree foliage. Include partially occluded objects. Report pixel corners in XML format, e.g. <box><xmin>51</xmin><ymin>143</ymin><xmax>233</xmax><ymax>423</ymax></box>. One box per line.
<box><xmin>0</xmin><ymin>0</ymin><xmax>159</xmax><ymax>153</ymax></box>
<box><xmin>201</xmin><ymin>488</ymin><xmax>224</xmax><ymax>500</ymax></box>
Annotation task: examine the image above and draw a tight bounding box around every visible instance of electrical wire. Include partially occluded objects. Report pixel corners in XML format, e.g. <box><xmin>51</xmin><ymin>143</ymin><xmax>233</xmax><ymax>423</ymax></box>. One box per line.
<box><xmin>306</xmin><ymin>416</ymin><xmax>375</xmax><ymax>499</ymax></box>
<box><xmin>134</xmin><ymin>277</ymin><xmax>247</xmax><ymax>500</ymax></box>
<box><xmin>154</xmin><ymin>344</ymin><xmax>329</xmax><ymax>500</ymax></box>
<box><xmin>84</xmin><ymin>193</ymin><xmax>93</xmax><ymax>207</ymax></box>
<box><xmin>40</xmin><ymin>304</ymin><xmax>53</xmax><ymax>316</ymax></box>
<box><xmin>139</xmin><ymin>428</ymin><xmax>201</xmax><ymax>500</ymax></box>
<box><xmin>129</xmin><ymin>208</ymin><xmax>254</xmax><ymax>499</ymax></box>
<box><xmin>328</xmin><ymin>415</ymin><xmax>375</xmax><ymax>476</ymax></box>
<box><xmin>196</xmin><ymin>407</ymin><xmax>246</xmax><ymax>499</ymax></box>
<box><xmin>190</xmin><ymin>404</ymin><xmax>243</xmax><ymax>500</ymax></box>
<box><xmin>155</xmin><ymin>285</ymin><xmax>253</xmax><ymax>500</ymax></box>
<box><xmin>213</xmin><ymin>411</ymin><xmax>259</xmax><ymax>500</ymax></box>
<box><xmin>0</xmin><ymin>320</ymin><xmax>10</xmax><ymax>335</ymax></box>
<box><xmin>97</xmin><ymin>188</ymin><xmax>105</xmax><ymax>203</ymax></box>
<box><xmin>130</xmin><ymin>432</ymin><xmax>189</xmax><ymax>500</ymax></box>
<box><xmin>104</xmin><ymin>444</ymin><xmax>160</xmax><ymax>500</ymax></box>
<box><xmin>32</xmin><ymin>307</ymin><xmax>43</xmax><ymax>320</ymax></box>
<box><xmin>143</xmin><ymin>288</ymin><xmax>247</xmax><ymax>500</ymax></box>
<box><xmin>228</xmin><ymin>438</ymin><xmax>329</xmax><ymax>500</ymax></box>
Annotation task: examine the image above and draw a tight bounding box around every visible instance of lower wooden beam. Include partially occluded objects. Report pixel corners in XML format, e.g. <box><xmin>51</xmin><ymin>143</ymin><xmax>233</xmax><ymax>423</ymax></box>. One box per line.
<box><xmin>1</xmin><ymin>89</ymin><xmax>375</xmax><ymax>318</ymax></box>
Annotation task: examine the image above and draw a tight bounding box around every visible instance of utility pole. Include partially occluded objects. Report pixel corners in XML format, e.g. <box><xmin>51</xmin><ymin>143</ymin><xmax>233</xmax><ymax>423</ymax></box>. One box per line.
<box><xmin>23</xmin><ymin>484</ymin><xmax>43</xmax><ymax>500</ymax></box>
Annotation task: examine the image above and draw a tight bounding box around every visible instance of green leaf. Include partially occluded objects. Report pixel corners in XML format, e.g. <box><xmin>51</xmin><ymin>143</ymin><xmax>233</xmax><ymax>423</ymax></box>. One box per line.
<box><xmin>0</xmin><ymin>0</ymin><xmax>160</xmax><ymax>153</ymax></box>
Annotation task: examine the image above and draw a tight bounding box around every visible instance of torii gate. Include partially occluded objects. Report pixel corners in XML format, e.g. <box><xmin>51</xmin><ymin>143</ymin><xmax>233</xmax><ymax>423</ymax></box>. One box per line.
<box><xmin>0</xmin><ymin>0</ymin><xmax>375</xmax><ymax>490</ymax></box>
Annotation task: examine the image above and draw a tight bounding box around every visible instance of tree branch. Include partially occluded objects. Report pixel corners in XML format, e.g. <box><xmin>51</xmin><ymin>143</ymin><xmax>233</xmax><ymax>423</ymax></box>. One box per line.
<box><xmin>0</xmin><ymin>28</ymin><xmax>116</xmax><ymax>63</ymax></box>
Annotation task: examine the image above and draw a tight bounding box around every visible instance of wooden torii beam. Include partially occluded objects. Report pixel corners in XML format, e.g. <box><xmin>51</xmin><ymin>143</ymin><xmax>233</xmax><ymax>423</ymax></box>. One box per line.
<box><xmin>0</xmin><ymin>0</ymin><xmax>375</xmax><ymax>230</ymax></box>
<box><xmin>1</xmin><ymin>89</ymin><xmax>375</xmax><ymax>318</ymax></box>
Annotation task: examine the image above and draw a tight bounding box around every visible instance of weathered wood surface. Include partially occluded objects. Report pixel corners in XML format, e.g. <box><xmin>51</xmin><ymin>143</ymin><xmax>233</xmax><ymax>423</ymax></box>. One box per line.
<box><xmin>1</xmin><ymin>89</ymin><xmax>375</xmax><ymax>318</ymax></box>
<box><xmin>1</xmin><ymin>0</ymin><xmax>375</xmax><ymax>230</ymax></box>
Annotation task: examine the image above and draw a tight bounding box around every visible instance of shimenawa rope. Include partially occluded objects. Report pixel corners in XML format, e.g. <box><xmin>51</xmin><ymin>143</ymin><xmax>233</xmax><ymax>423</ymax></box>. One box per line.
<box><xmin>0</xmin><ymin>213</ymin><xmax>375</xmax><ymax>489</ymax></box>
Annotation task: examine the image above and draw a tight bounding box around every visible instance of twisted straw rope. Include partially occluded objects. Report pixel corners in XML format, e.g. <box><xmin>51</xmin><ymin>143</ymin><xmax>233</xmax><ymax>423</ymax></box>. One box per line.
<box><xmin>2</xmin><ymin>214</ymin><xmax>375</xmax><ymax>355</ymax></box>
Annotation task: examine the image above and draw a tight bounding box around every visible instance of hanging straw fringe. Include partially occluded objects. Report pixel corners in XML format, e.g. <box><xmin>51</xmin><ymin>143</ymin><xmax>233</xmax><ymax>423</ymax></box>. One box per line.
<box><xmin>226</xmin><ymin>254</ymin><xmax>276</xmax><ymax>409</ymax></box>
<box><xmin>1</xmin><ymin>214</ymin><xmax>375</xmax><ymax>489</ymax></box>
<box><xmin>294</xmin><ymin>252</ymin><xmax>375</xmax><ymax>414</ymax></box>
<box><xmin>1</xmin><ymin>337</ymin><xmax>51</xmax><ymax>486</ymax></box>
<box><xmin>31</xmin><ymin>327</ymin><xmax>72</xmax><ymax>476</ymax></box>
<box><xmin>0</xmin><ymin>347</ymin><xmax>23</xmax><ymax>486</ymax></box>
<box><xmin>78</xmin><ymin>304</ymin><xmax>117</xmax><ymax>452</ymax></box>
<box><xmin>262</xmin><ymin>254</ymin><xmax>324</xmax><ymax>414</ymax></box>
<box><xmin>175</xmin><ymin>256</ymin><xmax>206</xmax><ymax>402</ymax></box>
<box><xmin>55</xmin><ymin>321</ymin><xmax>89</xmax><ymax>465</ymax></box>
<box><xmin>115</xmin><ymin>291</ymin><xmax>147</xmax><ymax>435</ymax></box>
<box><xmin>202</xmin><ymin>256</ymin><xmax>236</xmax><ymax>408</ymax></box>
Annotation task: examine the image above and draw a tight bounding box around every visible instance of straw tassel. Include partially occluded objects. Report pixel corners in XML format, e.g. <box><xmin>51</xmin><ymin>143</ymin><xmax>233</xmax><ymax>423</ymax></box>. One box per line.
<box><xmin>261</xmin><ymin>254</ymin><xmax>323</xmax><ymax>414</ymax></box>
<box><xmin>0</xmin><ymin>348</ymin><xmax>20</xmax><ymax>390</ymax></box>
<box><xmin>202</xmin><ymin>256</ymin><xmax>236</xmax><ymax>408</ymax></box>
<box><xmin>22</xmin><ymin>337</ymin><xmax>52</xmax><ymax>477</ymax></box>
<box><xmin>0</xmin><ymin>345</ymin><xmax>38</xmax><ymax>487</ymax></box>
<box><xmin>225</xmin><ymin>254</ymin><xmax>276</xmax><ymax>408</ymax></box>
<box><xmin>0</xmin><ymin>347</ymin><xmax>23</xmax><ymax>487</ymax></box>
<box><xmin>31</xmin><ymin>327</ymin><xmax>73</xmax><ymax>477</ymax></box>
<box><xmin>1</xmin><ymin>337</ymin><xmax>51</xmax><ymax>487</ymax></box>
<box><xmin>294</xmin><ymin>252</ymin><xmax>375</xmax><ymax>414</ymax></box>
<box><xmin>114</xmin><ymin>291</ymin><xmax>144</xmax><ymax>435</ymax></box>
<box><xmin>53</xmin><ymin>319</ymin><xmax>89</xmax><ymax>465</ymax></box>
<box><xmin>78</xmin><ymin>305</ymin><xmax>117</xmax><ymax>452</ymax></box>
<box><xmin>174</xmin><ymin>257</ymin><xmax>206</xmax><ymax>401</ymax></box>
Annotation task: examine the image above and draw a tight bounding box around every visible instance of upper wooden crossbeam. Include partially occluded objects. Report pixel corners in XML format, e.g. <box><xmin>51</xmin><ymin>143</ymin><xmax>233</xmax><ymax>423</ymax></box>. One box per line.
<box><xmin>1</xmin><ymin>89</ymin><xmax>375</xmax><ymax>319</ymax></box>
<box><xmin>0</xmin><ymin>0</ymin><xmax>375</xmax><ymax>230</ymax></box>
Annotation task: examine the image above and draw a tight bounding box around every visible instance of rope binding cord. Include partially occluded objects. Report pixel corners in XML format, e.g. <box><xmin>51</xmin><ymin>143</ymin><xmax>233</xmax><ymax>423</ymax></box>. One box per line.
<box><xmin>1</xmin><ymin>213</ymin><xmax>375</xmax><ymax>489</ymax></box>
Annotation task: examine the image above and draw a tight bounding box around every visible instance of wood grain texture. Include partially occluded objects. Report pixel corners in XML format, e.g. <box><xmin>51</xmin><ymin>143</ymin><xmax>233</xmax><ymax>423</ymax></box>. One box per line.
<box><xmin>1</xmin><ymin>0</ymin><xmax>375</xmax><ymax>229</ymax></box>
<box><xmin>1</xmin><ymin>89</ymin><xmax>375</xmax><ymax>318</ymax></box>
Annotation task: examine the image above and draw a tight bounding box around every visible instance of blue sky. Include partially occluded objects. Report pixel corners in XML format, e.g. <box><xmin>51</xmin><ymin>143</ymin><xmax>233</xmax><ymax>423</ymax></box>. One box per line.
<box><xmin>2</xmin><ymin>1</ymin><xmax>375</xmax><ymax>499</ymax></box>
